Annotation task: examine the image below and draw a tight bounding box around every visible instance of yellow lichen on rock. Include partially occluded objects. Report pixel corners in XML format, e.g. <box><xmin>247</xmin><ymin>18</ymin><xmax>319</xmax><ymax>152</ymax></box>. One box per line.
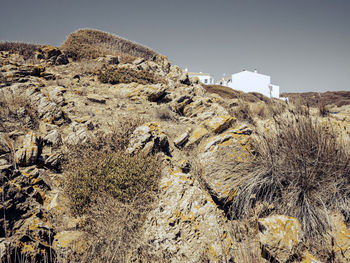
<box><xmin>203</xmin><ymin>115</ymin><xmax>236</xmax><ymax>133</ymax></box>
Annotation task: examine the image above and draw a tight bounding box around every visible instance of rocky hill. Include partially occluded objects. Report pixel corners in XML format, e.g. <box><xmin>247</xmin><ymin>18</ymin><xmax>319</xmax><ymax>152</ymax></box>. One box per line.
<box><xmin>0</xmin><ymin>30</ymin><xmax>350</xmax><ymax>263</ymax></box>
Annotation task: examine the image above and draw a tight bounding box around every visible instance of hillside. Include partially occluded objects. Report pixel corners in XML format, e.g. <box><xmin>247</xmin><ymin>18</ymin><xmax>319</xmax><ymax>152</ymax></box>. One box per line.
<box><xmin>61</xmin><ymin>28</ymin><xmax>159</xmax><ymax>61</ymax></box>
<box><xmin>0</xmin><ymin>29</ymin><xmax>350</xmax><ymax>263</ymax></box>
<box><xmin>282</xmin><ymin>91</ymin><xmax>350</xmax><ymax>107</ymax></box>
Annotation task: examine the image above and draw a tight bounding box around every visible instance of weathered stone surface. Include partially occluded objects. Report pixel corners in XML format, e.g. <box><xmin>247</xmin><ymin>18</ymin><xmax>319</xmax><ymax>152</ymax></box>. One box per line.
<box><xmin>43</xmin><ymin>129</ymin><xmax>62</xmax><ymax>146</ymax></box>
<box><xmin>15</xmin><ymin>131</ymin><xmax>40</xmax><ymax>166</ymax></box>
<box><xmin>258</xmin><ymin>215</ymin><xmax>302</xmax><ymax>262</ymax></box>
<box><xmin>87</xmin><ymin>94</ymin><xmax>106</xmax><ymax>104</ymax></box>
<box><xmin>203</xmin><ymin>115</ymin><xmax>236</xmax><ymax>134</ymax></box>
<box><xmin>128</xmin><ymin>122</ymin><xmax>170</xmax><ymax>156</ymax></box>
<box><xmin>64</xmin><ymin>126</ymin><xmax>90</xmax><ymax>145</ymax></box>
<box><xmin>143</xmin><ymin>167</ymin><xmax>234</xmax><ymax>262</ymax></box>
<box><xmin>329</xmin><ymin>213</ymin><xmax>350</xmax><ymax>261</ymax></box>
<box><xmin>174</xmin><ymin>131</ymin><xmax>190</xmax><ymax>148</ymax></box>
<box><xmin>97</xmin><ymin>55</ymin><xmax>119</xmax><ymax>65</ymax></box>
<box><xmin>0</xmin><ymin>133</ymin><xmax>11</xmax><ymax>155</ymax></box>
<box><xmin>186</xmin><ymin>127</ymin><xmax>209</xmax><ymax>146</ymax></box>
<box><xmin>55</xmin><ymin>54</ymin><xmax>69</xmax><ymax>65</ymax></box>
<box><xmin>53</xmin><ymin>231</ymin><xmax>87</xmax><ymax>254</ymax></box>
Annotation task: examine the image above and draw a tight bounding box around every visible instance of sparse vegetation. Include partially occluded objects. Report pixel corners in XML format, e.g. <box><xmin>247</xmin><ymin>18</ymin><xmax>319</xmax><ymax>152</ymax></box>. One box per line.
<box><xmin>0</xmin><ymin>90</ymin><xmax>39</xmax><ymax>132</ymax></box>
<box><xmin>0</xmin><ymin>41</ymin><xmax>42</xmax><ymax>60</ymax></box>
<box><xmin>229</xmin><ymin>114</ymin><xmax>350</xmax><ymax>239</ymax></box>
<box><xmin>282</xmin><ymin>91</ymin><xmax>350</xmax><ymax>107</ymax></box>
<box><xmin>98</xmin><ymin>65</ymin><xmax>167</xmax><ymax>85</ymax></box>
<box><xmin>61</xmin><ymin>29</ymin><xmax>159</xmax><ymax>61</ymax></box>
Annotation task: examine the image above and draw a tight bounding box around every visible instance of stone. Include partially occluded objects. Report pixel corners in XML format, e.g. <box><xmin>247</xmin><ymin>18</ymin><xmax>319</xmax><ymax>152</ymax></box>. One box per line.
<box><xmin>65</xmin><ymin>127</ymin><xmax>90</xmax><ymax>145</ymax></box>
<box><xmin>55</xmin><ymin>54</ymin><xmax>69</xmax><ymax>65</ymax></box>
<box><xmin>203</xmin><ymin>115</ymin><xmax>236</xmax><ymax>134</ymax></box>
<box><xmin>40</xmin><ymin>45</ymin><xmax>62</xmax><ymax>59</ymax></box>
<box><xmin>174</xmin><ymin>131</ymin><xmax>190</xmax><ymax>148</ymax></box>
<box><xmin>258</xmin><ymin>215</ymin><xmax>302</xmax><ymax>262</ymax></box>
<box><xmin>87</xmin><ymin>94</ymin><xmax>106</xmax><ymax>104</ymax></box>
<box><xmin>0</xmin><ymin>133</ymin><xmax>12</xmax><ymax>155</ymax></box>
<box><xmin>187</xmin><ymin>127</ymin><xmax>209</xmax><ymax>146</ymax></box>
<box><xmin>127</xmin><ymin>122</ymin><xmax>170</xmax><ymax>156</ymax></box>
<box><xmin>53</xmin><ymin>231</ymin><xmax>87</xmax><ymax>255</ymax></box>
<box><xmin>143</xmin><ymin>167</ymin><xmax>234</xmax><ymax>262</ymax></box>
<box><xmin>15</xmin><ymin>131</ymin><xmax>40</xmax><ymax>166</ymax></box>
<box><xmin>133</xmin><ymin>57</ymin><xmax>145</xmax><ymax>65</ymax></box>
<box><xmin>97</xmin><ymin>55</ymin><xmax>119</xmax><ymax>65</ymax></box>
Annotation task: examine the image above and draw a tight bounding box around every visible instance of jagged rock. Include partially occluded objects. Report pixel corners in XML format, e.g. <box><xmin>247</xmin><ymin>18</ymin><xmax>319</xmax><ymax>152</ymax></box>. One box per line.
<box><xmin>143</xmin><ymin>167</ymin><xmax>234</xmax><ymax>262</ymax></box>
<box><xmin>127</xmin><ymin>122</ymin><xmax>170</xmax><ymax>156</ymax></box>
<box><xmin>186</xmin><ymin>127</ymin><xmax>209</xmax><ymax>147</ymax></box>
<box><xmin>55</xmin><ymin>54</ymin><xmax>69</xmax><ymax>65</ymax></box>
<box><xmin>133</xmin><ymin>57</ymin><xmax>145</xmax><ymax>65</ymax></box>
<box><xmin>87</xmin><ymin>94</ymin><xmax>106</xmax><ymax>104</ymax></box>
<box><xmin>15</xmin><ymin>131</ymin><xmax>41</xmax><ymax>166</ymax></box>
<box><xmin>258</xmin><ymin>215</ymin><xmax>302</xmax><ymax>262</ymax></box>
<box><xmin>198</xmin><ymin>128</ymin><xmax>252</xmax><ymax>201</ymax></box>
<box><xmin>97</xmin><ymin>55</ymin><xmax>119</xmax><ymax>65</ymax></box>
<box><xmin>203</xmin><ymin>115</ymin><xmax>236</xmax><ymax>134</ymax></box>
<box><xmin>174</xmin><ymin>131</ymin><xmax>190</xmax><ymax>148</ymax></box>
<box><xmin>0</xmin><ymin>133</ymin><xmax>11</xmax><ymax>155</ymax></box>
<box><xmin>49</xmin><ymin>86</ymin><xmax>66</xmax><ymax>105</ymax></box>
<box><xmin>64</xmin><ymin>125</ymin><xmax>90</xmax><ymax>145</ymax></box>
<box><xmin>43</xmin><ymin>129</ymin><xmax>62</xmax><ymax>146</ymax></box>
<box><xmin>328</xmin><ymin>213</ymin><xmax>350</xmax><ymax>261</ymax></box>
<box><xmin>43</xmin><ymin>152</ymin><xmax>63</xmax><ymax>169</ymax></box>
<box><xmin>40</xmin><ymin>45</ymin><xmax>62</xmax><ymax>59</ymax></box>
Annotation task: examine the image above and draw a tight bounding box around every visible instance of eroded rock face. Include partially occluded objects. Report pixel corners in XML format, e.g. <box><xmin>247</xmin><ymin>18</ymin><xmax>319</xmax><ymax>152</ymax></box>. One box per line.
<box><xmin>143</xmin><ymin>167</ymin><xmax>234</xmax><ymax>262</ymax></box>
<box><xmin>258</xmin><ymin>215</ymin><xmax>302</xmax><ymax>262</ymax></box>
<box><xmin>15</xmin><ymin>131</ymin><xmax>41</xmax><ymax>166</ymax></box>
<box><xmin>128</xmin><ymin>122</ymin><xmax>170</xmax><ymax>156</ymax></box>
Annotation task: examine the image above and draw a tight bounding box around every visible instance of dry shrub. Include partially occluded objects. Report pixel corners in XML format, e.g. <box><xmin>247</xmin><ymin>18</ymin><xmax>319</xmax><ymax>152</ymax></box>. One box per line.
<box><xmin>61</xmin><ymin>29</ymin><xmax>158</xmax><ymax>61</ymax></box>
<box><xmin>0</xmin><ymin>90</ymin><xmax>39</xmax><ymax>132</ymax></box>
<box><xmin>62</xmin><ymin>115</ymin><xmax>164</xmax><ymax>262</ymax></box>
<box><xmin>229</xmin><ymin>114</ymin><xmax>350</xmax><ymax>239</ymax></box>
<box><xmin>98</xmin><ymin>65</ymin><xmax>167</xmax><ymax>85</ymax></box>
<box><xmin>0</xmin><ymin>41</ymin><xmax>42</xmax><ymax>60</ymax></box>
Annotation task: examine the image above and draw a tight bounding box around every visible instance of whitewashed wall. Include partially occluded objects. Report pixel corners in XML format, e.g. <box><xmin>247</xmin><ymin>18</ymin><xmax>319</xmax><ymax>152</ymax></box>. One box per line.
<box><xmin>227</xmin><ymin>71</ymin><xmax>279</xmax><ymax>98</ymax></box>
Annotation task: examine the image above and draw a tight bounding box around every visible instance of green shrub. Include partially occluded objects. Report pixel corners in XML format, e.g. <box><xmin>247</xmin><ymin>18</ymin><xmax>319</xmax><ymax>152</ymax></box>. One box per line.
<box><xmin>65</xmin><ymin>150</ymin><xmax>160</xmax><ymax>215</ymax></box>
<box><xmin>98</xmin><ymin>66</ymin><xmax>167</xmax><ymax>85</ymax></box>
<box><xmin>229</xmin><ymin>115</ymin><xmax>350</xmax><ymax>239</ymax></box>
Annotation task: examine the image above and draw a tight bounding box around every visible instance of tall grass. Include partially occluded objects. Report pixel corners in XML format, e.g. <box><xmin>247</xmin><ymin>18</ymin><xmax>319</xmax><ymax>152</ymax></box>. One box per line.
<box><xmin>229</xmin><ymin>114</ymin><xmax>350</xmax><ymax>239</ymax></box>
<box><xmin>0</xmin><ymin>42</ymin><xmax>42</xmax><ymax>60</ymax></box>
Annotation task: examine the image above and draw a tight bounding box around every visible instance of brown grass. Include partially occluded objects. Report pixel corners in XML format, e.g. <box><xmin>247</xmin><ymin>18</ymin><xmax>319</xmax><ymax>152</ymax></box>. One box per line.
<box><xmin>97</xmin><ymin>65</ymin><xmax>167</xmax><ymax>85</ymax></box>
<box><xmin>229</xmin><ymin>114</ymin><xmax>350</xmax><ymax>240</ymax></box>
<box><xmin>282</xmin><ymin>91</ymin><xmax>350</xmax><ymax>107</ymax></box>
<box><xmin>0</xmin><ymin>90</ymin><xmax>39</xmax><ymax>132</ymax></box>
<box><xmin>0</xmin><ymin>41</ymin><xmax>42</xmax><ymax>60</ymax></box>
<box><xmin>61</xmin><ymin>29</ymin><xmax>159</xmax><ymax>61</ymax></box>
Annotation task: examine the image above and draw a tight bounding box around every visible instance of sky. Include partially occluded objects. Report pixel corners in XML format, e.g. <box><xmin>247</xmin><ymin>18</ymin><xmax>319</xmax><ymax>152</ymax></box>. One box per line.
<box><xmin>1</xmin><ymin>0</ymin><xmax>350</xmax><ymax>93</ymax></box>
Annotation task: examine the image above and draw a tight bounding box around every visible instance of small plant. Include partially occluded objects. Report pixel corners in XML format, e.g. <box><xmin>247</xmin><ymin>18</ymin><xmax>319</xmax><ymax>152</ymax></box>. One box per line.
<box><xmin>98</xmin><ymin>66</ymin><xmax>167</xmax><ymax>85</ymax></box>
<box><xmin>229</xmin><ymin>115</ymin><xmax>350</xmax><ymax>239</ymax></box>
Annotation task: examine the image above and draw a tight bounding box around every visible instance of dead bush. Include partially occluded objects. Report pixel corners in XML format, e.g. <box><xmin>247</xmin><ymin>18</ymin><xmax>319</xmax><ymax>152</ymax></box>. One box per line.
<box><xmin>0</xmin><ymin>90</ymin><xmax>39</xmax><ymax>132</ymax></box>
<box><xmin>229</xmin><ymin>115</ymin><xmax>350</xmax><ymax>239</ymax></box>
<box><xmin>98</xmin><ymin>66</ymin><xmax>167</xmax><ymax>85</ymax></box>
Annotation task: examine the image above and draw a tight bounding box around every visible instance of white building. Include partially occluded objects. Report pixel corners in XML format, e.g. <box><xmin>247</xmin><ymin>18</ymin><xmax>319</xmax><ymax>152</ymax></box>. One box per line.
<box><xmin>217</xmin><ymin>70</ymin><xmax>280</xmax><ymax>98</ymax></box>
<box><xmin>187</xmin><ymin>71</ymin><xmax>214</xmax><ymax>85</ymax></box>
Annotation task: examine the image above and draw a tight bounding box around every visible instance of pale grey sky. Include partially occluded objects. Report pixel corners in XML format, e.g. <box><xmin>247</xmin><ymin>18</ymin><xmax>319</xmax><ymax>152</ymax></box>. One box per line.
<box><xmin>1</xmin><ymin>0</ymin><xmax>350</xmax><ymax>92</ymax></box>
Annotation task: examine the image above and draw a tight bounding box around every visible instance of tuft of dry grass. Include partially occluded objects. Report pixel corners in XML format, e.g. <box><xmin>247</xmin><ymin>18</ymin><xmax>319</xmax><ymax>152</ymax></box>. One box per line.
<box><xmin>0</xmin><ymin>90</ymin><xmax>39</xmax><ymax>132</ymax></box>
<box><xmin>229</xmin><ymin>114</ymin><xmax>350</xmax><ymax>239</ymax></box>
<box><xmin>61</xmin><ymin>29</ymin><xmax>159</xmax><ymax>61</ymax></box>
<box><xmin>0</xmin><ymin>41</ymin><xmax>42</xmax><ymax>60</ymax></box>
